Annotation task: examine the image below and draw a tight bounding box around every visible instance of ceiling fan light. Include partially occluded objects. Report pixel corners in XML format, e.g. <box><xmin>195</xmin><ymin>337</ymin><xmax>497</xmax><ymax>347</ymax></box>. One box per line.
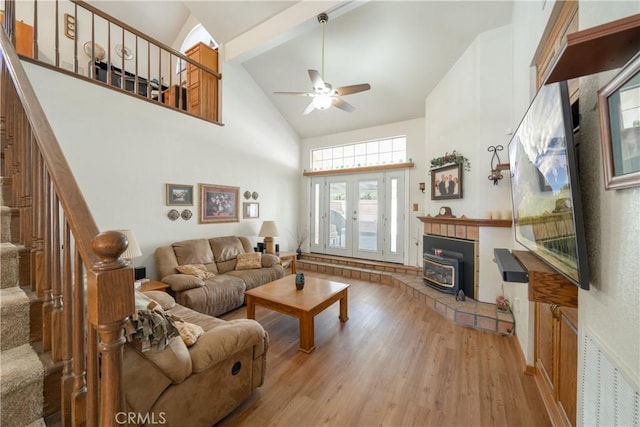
<box><xmin>313</xmin><ymin>94</ymin><xmax>333</xmax><ymax>110</ymax></box>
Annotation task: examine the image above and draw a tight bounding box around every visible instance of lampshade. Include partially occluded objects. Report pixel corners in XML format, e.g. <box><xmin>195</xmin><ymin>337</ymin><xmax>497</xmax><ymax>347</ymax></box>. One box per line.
<box><xmin>117</xmin><ymin>229</ymin><xmax>142</xmax><ymax>260</ymax></box>
<box><xmin>258</xmin><ymin>221</ymin><xmax>279</xmax><ymax>237</ymax></box>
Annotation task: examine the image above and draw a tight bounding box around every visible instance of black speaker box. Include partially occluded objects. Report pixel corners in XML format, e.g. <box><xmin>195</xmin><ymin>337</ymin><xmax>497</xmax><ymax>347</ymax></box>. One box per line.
<box><xmin>134</xmin><ymin>266</ymin><xmax>146</xmax><ymax>281</ymax></box>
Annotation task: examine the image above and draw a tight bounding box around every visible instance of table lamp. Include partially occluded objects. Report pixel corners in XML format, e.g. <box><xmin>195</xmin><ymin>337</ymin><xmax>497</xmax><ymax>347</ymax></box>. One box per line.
<box><xmin>117</xmin><ymin>229</ymin><xmax>142</xmax><ymax>263</ymax></box>
<box><xmin>258</xmin><ymin>221</ymin><xmax>279</xmax><ymax>254</ymax></box>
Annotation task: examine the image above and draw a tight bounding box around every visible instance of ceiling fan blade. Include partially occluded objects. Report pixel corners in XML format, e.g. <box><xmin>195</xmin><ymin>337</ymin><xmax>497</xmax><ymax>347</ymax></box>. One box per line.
<box><xmin>274</xmin><ymin>91</ymin><xmax>312</xmax><ymax>96</ymax></box>
<box><xmin>303</xmin><ymin>101</ymin><xmax>316</xmax><ymax>115</ymax></box>
<box><xmin>308</xmin><ymin>69</ymin><xmax>325</xmax><ymax>90</ymax></box>
<box><xmin>332</xmin><ymin>97</ymin><xmax>355</xmax><ymax>112</ymax></box>
<box><xmin>335</xmin><ymin>83</ymin><xmax>371</xmax><ymax>96</ymax></box>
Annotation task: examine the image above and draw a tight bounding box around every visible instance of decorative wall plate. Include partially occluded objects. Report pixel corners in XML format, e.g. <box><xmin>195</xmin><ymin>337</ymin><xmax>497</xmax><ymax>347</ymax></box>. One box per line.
<box><xmin>251</xmin><ymin>191</ymin><xmax>259</xmax><ymax>200</ymax></box>
<box><xmin>181</xmin><ymin>209</ymin><xmax>193</xmax><ymax>220</ymax></box>
<box><xmin>243</xmin><ymin>191</ymin><xmax>251</xmax><ymax>200</ymax></box>
<box><xmin>83</xmin><ymin>41</ymin><xmax>105</xmax><ymax>61</ymax></box>
<box><xmin>115</xmin><ymin>44</ymin><xmax>133</xmax><ymax>60</ymax></box>
<box><xmin>167</xmin><ymin>209</ymin><xmax>180</xmax><ymax>221</ymax></box>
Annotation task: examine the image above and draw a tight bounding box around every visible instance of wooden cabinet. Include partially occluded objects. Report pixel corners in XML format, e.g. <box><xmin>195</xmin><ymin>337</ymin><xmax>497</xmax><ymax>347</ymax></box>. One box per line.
<box><xmin>535</xmin><ymin>302</ymin><xmax>578</xmax><ymax>427</ymax></box>
<box><xmin>0</xmin><ymin>13</ymin><xmax>34</xmax><ymax>58</ymax></box>
<box><xmin>185</xmin><ymin>42</ymin><xmax>219</xmax><ymax>122</ymax></box>
<box><xmin>513</xmin><ymin>250</ymin><xmax>578</xmax><ymax>427</ymax></box>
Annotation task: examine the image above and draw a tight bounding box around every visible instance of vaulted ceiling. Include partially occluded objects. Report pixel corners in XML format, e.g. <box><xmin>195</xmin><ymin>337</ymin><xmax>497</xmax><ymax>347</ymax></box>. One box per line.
<box><xmin>88</xmin><ymin>1</ymin><xmax>513</xmax><ymax>139</ymax></box>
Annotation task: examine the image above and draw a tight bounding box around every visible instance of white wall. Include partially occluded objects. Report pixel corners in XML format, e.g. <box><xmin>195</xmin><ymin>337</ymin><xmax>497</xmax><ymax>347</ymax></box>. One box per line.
<box><xmin>424</xmin><ymin>24</ymin><xmax>515</xmax><ymax>307</ymax></box>
<box><xmin>575</xmin><ymin>0</ymin><xmax>640</xmax><ymax>394</ymax></box>
<box><xmin>301</xmin><ymin>118</ymin><xmax>426</xmax><ymax>266</ymax></box>
<box><xmin>23</xmin><ymin>59</ymin><xmax>300</xmax><ymax>279</ymax></box>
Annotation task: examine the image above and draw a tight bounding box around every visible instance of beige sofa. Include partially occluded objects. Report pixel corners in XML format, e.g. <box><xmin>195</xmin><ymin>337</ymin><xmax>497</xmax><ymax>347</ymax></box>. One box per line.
<box><xmin>124</xmin><ymin>290</ymin><xmax>268</xmax><ymax>427</ymax></box>
<box><xmin>155</xmin><ymin>236</ymin><xmax>285</xmax><ymax>316</ymax></box>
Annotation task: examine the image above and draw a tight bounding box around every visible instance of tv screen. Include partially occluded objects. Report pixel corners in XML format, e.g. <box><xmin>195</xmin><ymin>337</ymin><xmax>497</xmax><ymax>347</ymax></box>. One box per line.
<box><xmin>508</xmin><ymin>81</ymin><xmax>589</xmax><ymax>289</ymax></box>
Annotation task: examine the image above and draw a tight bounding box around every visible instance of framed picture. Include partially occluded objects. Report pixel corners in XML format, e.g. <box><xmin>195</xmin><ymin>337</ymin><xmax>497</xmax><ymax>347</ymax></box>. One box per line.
<box><xmin>199</xmin><ymin>184</ymin><xmax>239</xmax><ymax>223</ymax></box>
<box><xmin>598</xmin><ymin>52</ymin><xmax>640</xmax><ymax>190</ymax></box>
<box><xmin>166</xmin><ymin>184</ymin><xmax>193</xmax><ymax>206</ymax></box>
<box><xmin>431</xmin><ymin>163</ymin><xmax>463</xmax><ymax>200</ymax></box>
<box><xmin>243</xmin><ymin>202</ymin><xmax>260</xmax><ymax>219</ymax></box>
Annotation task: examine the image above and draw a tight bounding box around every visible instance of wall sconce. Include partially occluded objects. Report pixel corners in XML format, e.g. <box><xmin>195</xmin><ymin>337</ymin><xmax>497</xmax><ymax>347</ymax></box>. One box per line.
<box><xmin>418</xmin><ymin>182</ymin><xmax>425</xmax><ymax>193</ymax></box>
<box><xmin>487</xmin><ymin>145</ymin><xmax>509</xmax><ymax>185</ymax></box>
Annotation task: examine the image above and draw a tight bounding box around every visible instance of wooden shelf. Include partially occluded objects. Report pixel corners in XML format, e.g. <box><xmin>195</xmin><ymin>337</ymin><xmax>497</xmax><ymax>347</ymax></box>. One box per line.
<box><xmin>512</xmin><ymin>250</ymin><xmax>578</xmax><ymax>308</ymax></box>
<box><xmin>417</xmin><ymin>215</ymin><xmax>512</xmax><ymax>228</ymax></box>
<box><xmin>547</xmin><ymin>13</ymin><xmax>640</xmax><ymax>83</ymax></box>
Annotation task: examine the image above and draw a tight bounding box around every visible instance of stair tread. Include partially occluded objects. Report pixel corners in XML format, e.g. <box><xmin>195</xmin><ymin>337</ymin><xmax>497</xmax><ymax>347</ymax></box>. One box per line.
<box><xmin>0</xmin><ymin>344</ymin><xmax>43</xmax><ymax>394</ymax></box>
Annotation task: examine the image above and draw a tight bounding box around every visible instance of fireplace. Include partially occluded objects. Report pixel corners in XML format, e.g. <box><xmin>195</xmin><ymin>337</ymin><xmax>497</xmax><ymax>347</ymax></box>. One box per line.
<box><xmin>423</xmin><ymin>235</ymin><xmax>476</xmax><ymax>299</ymax></box>
<box><xmin>423</xmin><ymin>252</ymin><xmax>463</xmax><ymax>294</ymax></box>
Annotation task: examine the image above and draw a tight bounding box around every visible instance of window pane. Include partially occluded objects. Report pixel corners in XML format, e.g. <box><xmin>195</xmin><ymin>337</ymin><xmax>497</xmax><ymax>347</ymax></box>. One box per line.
<box><xmin>312</xmin><ymin>150</ymin><xmax>322</xmax><ymax>161</ymax></box>
<box><xmin>355</xmin><ymin>155</ymin><xmax>366</xmax><ymax>167</ymax></box>
<box><xmin>366</xmin><ymin>141</ymin><xmax>379</xmax><ymax>153</ymax></box>
<box><xmin>343</xmin><ymin>145</ymin><xmax>354</xmax><ymax>157</ymax></box>
<box><xmin>355</xmin><ymin>143</ymin><xmax>366</xmax><ymax>155</ymax></box>
<box><xmin>366</xmin><ymin>154</ymin><xmax>378</xmax><ymax>165</ymax></box>
<box><xmin>313</xmin><ymin>183</ymin><xmax>320</xmax><ymax>245</ymax></box>
<box><xmin>393</xmin><ymin>137</ymin><xmax>406</xmax><ymax>151</ymax></box>
<box><xmin>333</xmin><ymin>146</ymin><xmax>344</xmax><ymax>158</ymax></box>
<box><xmin>379</xmin><ymin>139</ymin><xmax>393</xmax><ymax>152</ymax></box>
<box><xmin>322</xmin><ymin>148</ymin><xmax>332</xmax><ymax>159</ymax></box>
<box><xmin>380</xmin><ymin>152</ymin><xmax>393</xmax><ymax>164</ymax></box>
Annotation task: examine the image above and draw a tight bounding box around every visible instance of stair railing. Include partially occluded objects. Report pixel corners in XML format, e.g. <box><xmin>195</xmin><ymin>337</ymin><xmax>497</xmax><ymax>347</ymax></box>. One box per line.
<box><xmin>4</xmin><ymin>0</ymin><xmax>221</xmax><ymax>124</ymax></box>
<box><xmin>2</xmin><ymin>9</ymin><xmax>134</xmax><ymax>427</ymax></box>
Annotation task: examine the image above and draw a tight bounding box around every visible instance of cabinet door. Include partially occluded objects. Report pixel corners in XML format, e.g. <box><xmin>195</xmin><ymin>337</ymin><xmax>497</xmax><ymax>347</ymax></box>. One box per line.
<box><xmin>557</xmin><ymin>308</ymin><xmax>578</xmax><ymax>426</ymax></box>
<box><xmin>536</xmin><ymin>302</ymin><xmax>556</xmax><ymax>391</ymax></box>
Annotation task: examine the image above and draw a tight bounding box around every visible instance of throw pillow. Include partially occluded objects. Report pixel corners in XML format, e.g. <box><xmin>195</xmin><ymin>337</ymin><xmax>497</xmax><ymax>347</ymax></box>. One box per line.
<box><xmin>176</xmin><ymin>264</ymin><xmax>216</xmax><ymax>280</ymax></box>
<box><xmin>174</xmin><ymin>320</ymin><xmax>205</xmax><ymax>347</ymax></box>
<box><xmin>236</xmin><ymin>252</ymin><xmax>262</xmax><ymax>270</ymax></box>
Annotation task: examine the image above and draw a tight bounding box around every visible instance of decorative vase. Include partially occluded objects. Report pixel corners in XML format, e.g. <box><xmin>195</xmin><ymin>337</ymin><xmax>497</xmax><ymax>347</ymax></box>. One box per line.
<box><xmin>295</xmin><ymin>272</ymin><xmax>305</xmax><ymax>290</ymax></box>
<box><xmin>296</xmin><ymin>248</ymin><xmax>302</xmax><ymax>260</ymax></box>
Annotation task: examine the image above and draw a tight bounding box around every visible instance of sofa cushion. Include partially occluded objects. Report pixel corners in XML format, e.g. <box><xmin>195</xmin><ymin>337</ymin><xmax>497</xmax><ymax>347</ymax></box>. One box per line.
<box><xmin>235</xmin><ymin>253</ymin><xmax>262</xmax><ymax>270</ymax></box>
<box><xmin>176</xmin><ymin>275</ymin><xmax>246</xmax><ymax>317</ymax></box>
<box><xmin>176</xmin><ymin>264</ymin><xmax>216</xmax><ymax>280</ymax></box>
<box><xmin>173</xmin><ymin>239</ymin><xmax>214</xmax><ymax>266</ymax></box>
<box><xmin>143</xmin><ymin>291</ymin><xmax>176</xmax><ymax>310</ymax></box>
<box><xmin>188</xmin><ymin>319</ymin><xmax>267</xmax><ymax>374</ymax></box>
<box><xmin>175</xmin><ymin>320</ymin><xmax>205</xmax><ymax>347</ymax></box>
<box><xmin>162</xmin><ymin>274</ymin><xmax>205</xmax><ymax>292</ymax></box>
<box><xmin>210</xmin><ymin>237</ymin><xmax>245</xmax><ymax>273</ymax></box>
<box><xmin>226</xmin><ymin>265</ymin><xmax>284</xmax><ymax>291</ymax></box>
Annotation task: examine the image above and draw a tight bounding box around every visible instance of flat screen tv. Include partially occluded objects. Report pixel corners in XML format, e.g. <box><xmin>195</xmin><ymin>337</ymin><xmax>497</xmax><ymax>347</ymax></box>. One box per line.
<box><xmin>508</xmin><ymin>81</ymin><xmax>589</xmax><ymax>289</ymax></box>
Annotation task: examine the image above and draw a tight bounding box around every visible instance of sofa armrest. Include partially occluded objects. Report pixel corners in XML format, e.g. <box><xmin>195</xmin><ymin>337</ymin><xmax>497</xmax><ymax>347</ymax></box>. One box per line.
<box><xmin>189</xmin><ymin>319</ymin><xmax>268</xmax><ymax>373</ymax></box>
<box><xmin>261</xmin><ymin>254</ymin><xmax>280</xmax><ymax>268</ymax></box>
<box><xmin>162</xmin><ymin>274</ymin><xmax>205</xmax><ymax>292</ymax></box>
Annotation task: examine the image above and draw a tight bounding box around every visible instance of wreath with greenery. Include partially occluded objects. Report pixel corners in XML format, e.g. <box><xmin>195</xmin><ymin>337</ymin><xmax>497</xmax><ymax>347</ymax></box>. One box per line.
<box><xmin>429</xmin><ymin>151</ymin><xmax>471</xmax><ymax>172</ymax></box>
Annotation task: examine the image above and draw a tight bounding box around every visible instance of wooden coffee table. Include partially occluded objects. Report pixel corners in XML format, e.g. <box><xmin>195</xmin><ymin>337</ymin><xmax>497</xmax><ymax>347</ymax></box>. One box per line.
<box><xmin>245</xmin><ymin>275</ymin><xmax>349</xmax><ymax>353</ymax></box>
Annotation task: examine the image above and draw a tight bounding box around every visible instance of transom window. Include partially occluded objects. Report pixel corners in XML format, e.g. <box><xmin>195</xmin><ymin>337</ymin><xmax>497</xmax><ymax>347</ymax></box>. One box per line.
<box><xmin>310</xmin><ymin>136</ymin><xmax>407</xmax><ymax>171</ymax></box>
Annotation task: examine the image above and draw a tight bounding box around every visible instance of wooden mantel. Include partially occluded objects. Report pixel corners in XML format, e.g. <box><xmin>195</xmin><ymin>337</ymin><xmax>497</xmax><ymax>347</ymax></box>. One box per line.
<box><xmin>418</xmin><ymin>215</ymin><xmax>511</xmax><ymax>242</ymax></box>
<box><xmin>418</xmin><ymin>215</ymin><xmax>512</xmax><ymax>228</ymax></box>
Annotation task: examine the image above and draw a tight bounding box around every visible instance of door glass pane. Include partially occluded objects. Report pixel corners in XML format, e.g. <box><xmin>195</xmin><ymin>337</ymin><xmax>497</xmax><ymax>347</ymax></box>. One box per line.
<box><xmin>358</xmin><ymin>180</ymin><xmax>378</xmax><ymax>251</ymax></box>
<box><xmin>313</xmin><ymin>183</ymin><xmax>320</xmax><ymax>245</ymax></box>
<box><xmin>390</xmin><ymin>178</ymin><xmax>398</xmax><ymax>253</ymax></box>
<box><xmin>329</xmin><ymin>182</ymin><xmax>346</xmax><ymax>249</ymax></box>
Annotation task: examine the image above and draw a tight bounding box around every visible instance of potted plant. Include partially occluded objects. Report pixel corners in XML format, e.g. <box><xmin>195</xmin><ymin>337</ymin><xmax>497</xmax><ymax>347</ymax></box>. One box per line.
<box><xmin>291</xmin><ymin>228</ymin><xmax>310</xmax><ymax>260</ymax></box>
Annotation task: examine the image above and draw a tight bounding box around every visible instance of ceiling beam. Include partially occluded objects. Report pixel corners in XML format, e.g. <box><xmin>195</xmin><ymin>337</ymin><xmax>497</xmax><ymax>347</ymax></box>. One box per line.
<box><xmin>224</xmin><ymin>0</ymin><xmax>367</xmax><ymax>64</ymax></box>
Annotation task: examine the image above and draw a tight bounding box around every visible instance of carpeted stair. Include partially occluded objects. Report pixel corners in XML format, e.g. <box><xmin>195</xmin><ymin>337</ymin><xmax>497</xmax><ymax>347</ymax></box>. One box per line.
<box><xmin>0</xmin><ymin>177</ymin><xmax>45</xmax><ymax>426</ymax></box>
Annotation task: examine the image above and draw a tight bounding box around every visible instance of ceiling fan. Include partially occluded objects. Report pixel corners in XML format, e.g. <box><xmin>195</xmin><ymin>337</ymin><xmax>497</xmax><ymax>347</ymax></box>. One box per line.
<box><xmin>274</xmin><ymin>12</ymin><xmax>371</xmax><ymax>115</ymax></box>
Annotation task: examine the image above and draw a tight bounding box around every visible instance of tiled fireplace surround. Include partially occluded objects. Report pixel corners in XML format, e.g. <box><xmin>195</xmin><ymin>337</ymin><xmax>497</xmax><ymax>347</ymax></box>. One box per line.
<box><xmin>297</xmin><ymin>216</ymin><xmax>514</xmax><ymax>335</ymax></box>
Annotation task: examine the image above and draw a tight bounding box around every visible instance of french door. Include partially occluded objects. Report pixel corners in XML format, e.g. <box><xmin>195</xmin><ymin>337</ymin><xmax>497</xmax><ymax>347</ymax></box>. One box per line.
<box><xmin>309</xmin><ymin>171</ymin><xmax>405</xmax><ymax>263</ymax></box>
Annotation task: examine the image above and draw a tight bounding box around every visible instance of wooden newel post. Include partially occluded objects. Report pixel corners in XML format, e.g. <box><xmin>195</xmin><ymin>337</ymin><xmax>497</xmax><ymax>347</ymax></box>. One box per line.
<box><xmin>88</xmin><ymin>231</ymin><xmax>135</xmax><ymax>427</ymax></box>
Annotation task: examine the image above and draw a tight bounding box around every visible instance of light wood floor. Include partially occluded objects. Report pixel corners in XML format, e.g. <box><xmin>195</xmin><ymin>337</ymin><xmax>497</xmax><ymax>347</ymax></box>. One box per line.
<box><xmin>219</xmin><ymin>272</ymin><xmax>550</xmax><ymax>427</ymax></box>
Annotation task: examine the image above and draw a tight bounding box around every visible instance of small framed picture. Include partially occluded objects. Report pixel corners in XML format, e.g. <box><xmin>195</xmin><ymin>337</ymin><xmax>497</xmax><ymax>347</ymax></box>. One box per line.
<box><xmin>199</xmin><ymin>184</ymin><xmax>239</xmax><ymax>223</ymax></box>
<box><xmin>166</xmin><ymin>184</ymin><xmax>193</xmax><ymax>206</ymax></box>
<box><xmin>243</xmin><ymin>202</ymin><xmax>260</xmax><ymax>219</ymax></box>
<box><xmin>598</xmin><ymin>52</ymin><xmax>640</xmax><ymax>190</ymax></box>
<box><xmin>431</xmin><ymin>163</ymin><xmax>463</xmax><ymax>200</ymax></box>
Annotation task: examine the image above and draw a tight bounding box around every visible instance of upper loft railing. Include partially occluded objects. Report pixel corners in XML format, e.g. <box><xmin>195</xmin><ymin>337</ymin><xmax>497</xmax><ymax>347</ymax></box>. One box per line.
<box><xmin>2</xmin><ymin>4</ymin><xmax>136</xmax><ymax>425</ymax></box>
<box><xmin>3</xmin><ymin>0</ymin><xmax>221</xmax><ymax>124</ymax></box>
